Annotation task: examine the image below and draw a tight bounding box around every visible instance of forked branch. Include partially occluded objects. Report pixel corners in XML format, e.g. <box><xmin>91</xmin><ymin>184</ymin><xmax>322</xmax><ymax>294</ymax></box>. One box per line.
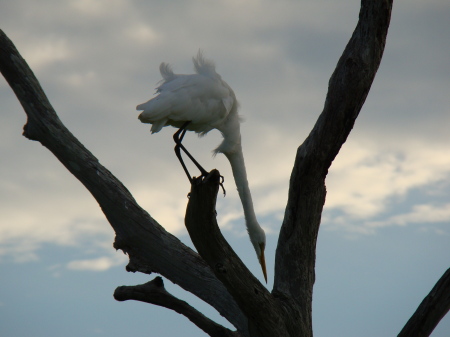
<box><xmin>114</xmin><ymin>276</ymin><xmax>237</xmax><ymax>337</ymax></box>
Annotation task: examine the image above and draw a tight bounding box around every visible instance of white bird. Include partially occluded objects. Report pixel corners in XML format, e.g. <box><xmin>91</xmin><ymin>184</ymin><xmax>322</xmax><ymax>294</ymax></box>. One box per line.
<box><xmin>136</xmin><ymin>51</ymin><xmax>267</xmax><ymax>282</ymax></box>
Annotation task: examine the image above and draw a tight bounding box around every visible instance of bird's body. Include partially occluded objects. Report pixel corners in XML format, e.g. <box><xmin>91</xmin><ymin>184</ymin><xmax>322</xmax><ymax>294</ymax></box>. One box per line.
<box><xmin>137</xmin><ymin>53</ymin><xmax>239</xmax><ymax>153</ymax></box>
<box><xmin>137</xmin><ymin>51</ymin><xmax>267</xmax><ymax>282</ymax></box>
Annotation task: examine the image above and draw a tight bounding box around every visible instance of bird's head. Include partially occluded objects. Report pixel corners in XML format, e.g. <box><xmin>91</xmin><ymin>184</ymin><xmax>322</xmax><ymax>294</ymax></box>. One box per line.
<box><xmin>249</xmin><ymin>225</ymin><xmax>267</xmax><ymax>283</ymax></box>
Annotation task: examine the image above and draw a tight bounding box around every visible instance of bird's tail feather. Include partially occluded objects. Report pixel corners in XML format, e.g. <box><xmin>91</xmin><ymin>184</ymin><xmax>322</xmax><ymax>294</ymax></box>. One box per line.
<box><xmin>193</xmin><ymin>50</ymin><xmax>216</xmax><ymax>77</ymax></box>
<box><xmin>159</xmin><ymin>62</ymin><xmax>175</xmax><ymax>81</ymax></box>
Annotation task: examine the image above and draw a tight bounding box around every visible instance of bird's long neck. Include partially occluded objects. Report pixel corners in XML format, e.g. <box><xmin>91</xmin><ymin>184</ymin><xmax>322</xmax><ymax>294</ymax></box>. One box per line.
<box><xmin>224</xmin><ymin>144</ymin><xmax>259</xmax><ymax>232</ymax></box>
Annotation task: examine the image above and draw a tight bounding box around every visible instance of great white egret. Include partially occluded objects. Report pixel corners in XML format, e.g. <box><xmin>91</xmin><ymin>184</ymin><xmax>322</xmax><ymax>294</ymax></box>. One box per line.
<box><xmin>136</xmin><ymin>51</ymin><xmax>267</xmax><ymax>282</ymax></box>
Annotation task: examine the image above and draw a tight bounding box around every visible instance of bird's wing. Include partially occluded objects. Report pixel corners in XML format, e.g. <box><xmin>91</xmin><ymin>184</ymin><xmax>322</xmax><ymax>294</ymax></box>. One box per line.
<box><xmin>137</xmin><ymin>74</ymin><xmax>235</xmax><ymax>133</ymax></box>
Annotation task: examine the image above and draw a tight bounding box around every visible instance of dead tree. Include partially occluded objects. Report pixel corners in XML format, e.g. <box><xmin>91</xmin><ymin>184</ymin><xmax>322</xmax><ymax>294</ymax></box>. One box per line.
<box><xmin>1</xmin><ymin>1</ymin><xmax>449</xmax><ymax>336</ymax></box>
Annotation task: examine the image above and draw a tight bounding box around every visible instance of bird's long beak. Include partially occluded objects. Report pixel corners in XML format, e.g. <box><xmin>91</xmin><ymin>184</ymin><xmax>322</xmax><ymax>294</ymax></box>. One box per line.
<box><xmin>259</xmin><ymin>243</ymin><xmax>268</xmax><ymax>283</ymax></box>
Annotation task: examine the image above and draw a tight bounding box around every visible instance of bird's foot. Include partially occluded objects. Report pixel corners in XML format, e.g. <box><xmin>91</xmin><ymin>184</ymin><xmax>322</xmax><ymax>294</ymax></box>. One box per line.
<box><xmin>191</xmin><ymin>172</ymin><xmax>226</xmax><ymax>197</ymax></box>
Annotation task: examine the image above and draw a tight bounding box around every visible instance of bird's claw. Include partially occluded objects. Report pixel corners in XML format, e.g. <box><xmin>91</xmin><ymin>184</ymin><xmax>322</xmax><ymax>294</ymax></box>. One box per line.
<box><xmin>189</xmin><ymin>173</ymin><xmax>225</xmax><ymax>197</ymax></box>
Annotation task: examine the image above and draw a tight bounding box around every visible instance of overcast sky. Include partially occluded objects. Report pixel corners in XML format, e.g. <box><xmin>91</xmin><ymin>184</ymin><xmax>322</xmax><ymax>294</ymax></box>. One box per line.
<box><xmin>1</xmin><ymin>0</ymin><xmax>449</xmax><ymax>336</ymax></box>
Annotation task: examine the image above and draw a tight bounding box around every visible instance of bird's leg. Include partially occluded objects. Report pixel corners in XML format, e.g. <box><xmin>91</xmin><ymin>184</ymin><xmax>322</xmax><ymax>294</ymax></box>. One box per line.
<box><xmin>174</xmin><ymin>124</ymin><xmax>195</xmax><ymax>183</ymax></box>
<box><xmin>219</xmin><ymin>175</ymin><xmax>226</xmax><ymax>196</ymax></box>
<box><xmin>173</xmin><ymin>122</ymin><xmax>226</xmax><ymax>196</ymax></box>
<box><xmin>173</xmin><ymin>122</ymin><xmax>208</xmax><ymax>178</ymax></box>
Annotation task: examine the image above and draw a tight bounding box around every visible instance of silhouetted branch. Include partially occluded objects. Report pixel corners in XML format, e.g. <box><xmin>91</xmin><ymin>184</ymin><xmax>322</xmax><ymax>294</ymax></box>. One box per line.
<box><xmin>0</xmin><ymin>29</ymin><xmax>247</xmax><ymax>335</ymax></box>
<box><xmin>185</xmin><ymin>171</ymin><xmax>289</xmax><ymax>336</ymax></box>
<box><xmin>114</xmin><ymin>276</ymin><xmax>238</xmax><ymax>337</ymax></box>
<box><xmin>273</xmin><ymin>1</ymin><xmax>393</xmax><ymax>335</ymax></box>
<box><xmin>398</xmin><ymin>268</ymin><xmax>450</xmax><ymax>337</ymax></box>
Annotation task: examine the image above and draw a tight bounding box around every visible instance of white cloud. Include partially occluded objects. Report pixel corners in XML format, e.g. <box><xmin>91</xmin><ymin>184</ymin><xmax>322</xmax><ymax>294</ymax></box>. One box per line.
<box><xmin>125</xmin><ymin>23</ymin><xmax>161</xmax><ymax>44</ymax></box>
<box><xmin>63</xmin><ymin>70</ymin><xmax>97</xmax><ymax>88</ymax></box>
<box><xmin>67</xmin><ymin>254</ymin><xmax>127</xmax><ymax>271</ymax></box>
<box><xmin>132</xmin><ymin>187</ymin><xmax>188</xmax><ymax>234</ymax></box>
<box><xmin>0</xmin><ymin>160</ymin><xmax>114</xmax><ymax>262</ymax></box>
<box><xmin>367</xmin><ymin>203</ymin><xmax>450</xmax><ymax>229</ymax></box>
<box><xmin>21</xmin><ymin>37</ymin><xmax>71</xmax><ymax>70</ymax></box>
<box><xmin>0</xmin><ymin>239</ymin><xmax>40</xmax><ymax>263</ymax></box>
<box><xmin>325</xmin><ymin>140</ymin><xmax>450</xmax><ymax>219</ymax></box>
<box><xmin>70</xmin><ymin>0</ymin><xmax>127</xmax><ymax>17</ymax></box>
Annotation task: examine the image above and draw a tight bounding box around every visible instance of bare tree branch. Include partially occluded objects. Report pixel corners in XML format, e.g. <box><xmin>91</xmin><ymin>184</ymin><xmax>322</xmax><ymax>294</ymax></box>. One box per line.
<box><xmin>273</xmin><ymin>0</ymin><xmax>393</xmax><ymax>335</ymax></box>
<box><xmin>0</xmin><ymin>29</ymin><xmax>248</xmax><ymax>335</ymax></box>
<box><xmin>185</xmin><ymin>171</ymin><xmax>289</xmax><ymax>336</ymax></box>
<box><xmin>398</xmin><ymin>268</ymin><xmax>450</xmax><ymax>337</ymax></box>
<box><xmin>114</xmin><ymin>276</ymin><xmax>238</xmax><ymax>337</ymax></box>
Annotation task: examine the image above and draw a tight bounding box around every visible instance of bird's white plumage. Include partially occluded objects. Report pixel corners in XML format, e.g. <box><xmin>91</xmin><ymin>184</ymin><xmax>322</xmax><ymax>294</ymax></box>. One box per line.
<box><xmin>137</xmin><ymin>52</ymin><xmax>237</xmax><ymax>138</ymax></box>
<box><xmin>137</xmin><ymin>51</ymin><xmax>267</xmax><ymax>282</ymax></box>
